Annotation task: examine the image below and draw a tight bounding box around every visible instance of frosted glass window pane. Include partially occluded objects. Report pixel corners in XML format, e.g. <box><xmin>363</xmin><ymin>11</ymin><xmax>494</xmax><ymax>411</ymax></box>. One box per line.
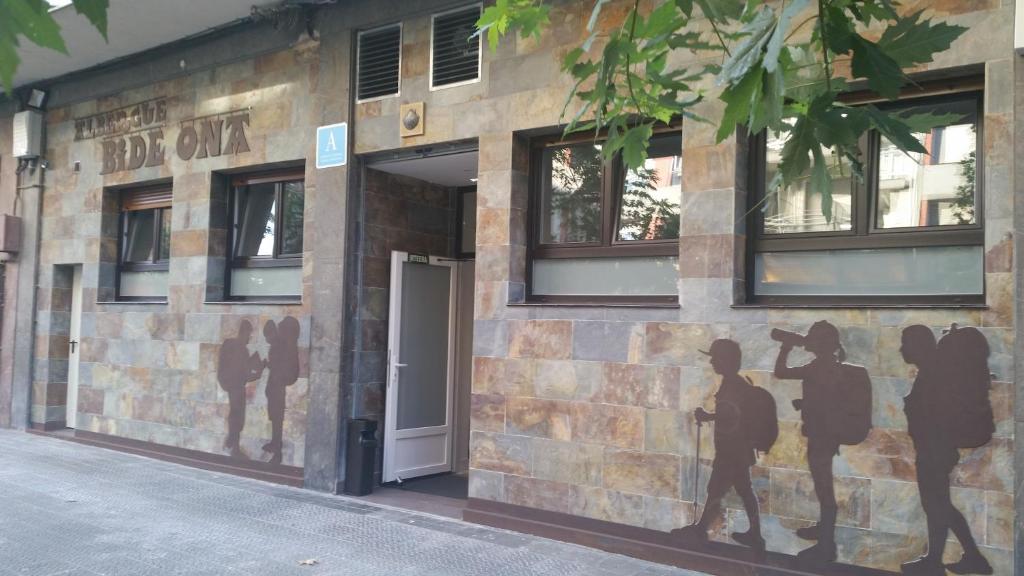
<box><xmin>754</xmin><ymin>246</ymin><xmax>983</xmax><ymax>296</ymax></box>
<box><xmin>119</xmin><ymin>271</ymin><xmax>168</xmax><ymax>299</ymax></box>
<box><xmin>532</xmin><ymin>257</ymin><xmax>678</xmax><ymax>296</ymax></box>
<box><xmin>397</xmin><ymin>263</ymin><xmax>451</xmax><ymax>430</ymax></box>
<box><xmin>230</xmin><ymin>266</ymin><xmax>302</xmax><ymax>297</ymax></box>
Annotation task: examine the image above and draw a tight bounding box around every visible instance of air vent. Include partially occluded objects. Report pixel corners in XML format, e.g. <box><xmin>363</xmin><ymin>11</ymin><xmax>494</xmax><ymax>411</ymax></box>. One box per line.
<box><xmin>357</xmin><ymin>24</ymin><xmax>402</xmax><ymax>101</ymax></box>
<box><xmin>431</xmin><ymin>5</ymin><xmax>482</xmax><ymax>89</ymax></box>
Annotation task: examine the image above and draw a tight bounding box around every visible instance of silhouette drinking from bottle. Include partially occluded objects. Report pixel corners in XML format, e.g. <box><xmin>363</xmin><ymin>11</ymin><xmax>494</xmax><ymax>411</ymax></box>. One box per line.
<box><xmin>772</xmin><ymin>321</ymin><xmax>872</xmax><ymax>566</ymax></box>
<box><xmin>900</xmin><ymin>324</ymin><xmax>993</xmax><ymax>576</ymax></box>
<box><xmin>672</xmin><ymin>339</ymin><xmax>777</xmax><ymax>553</ymax></box>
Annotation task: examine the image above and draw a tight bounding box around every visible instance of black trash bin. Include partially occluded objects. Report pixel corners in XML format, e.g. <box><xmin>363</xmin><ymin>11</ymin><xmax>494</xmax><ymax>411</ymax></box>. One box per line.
<box><xmin>343</xmin><ymin>418</ymin><xmax>378</xmax><ymax>496</ymax></box>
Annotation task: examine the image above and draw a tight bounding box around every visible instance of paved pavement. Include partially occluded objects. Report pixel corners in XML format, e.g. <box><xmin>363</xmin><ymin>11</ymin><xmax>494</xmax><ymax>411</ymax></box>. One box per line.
<box><xmin>0</xmin><ymin>431</ymin><xmax>706</xmax><ymax>576</ymax></box>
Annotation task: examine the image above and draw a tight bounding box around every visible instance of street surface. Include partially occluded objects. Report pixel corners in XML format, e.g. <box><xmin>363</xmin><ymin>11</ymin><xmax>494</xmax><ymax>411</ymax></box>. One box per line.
<box><xmin>0</xmin><ymin>431</ymin><xmax>706</xmax><ymax>576</ymax></box>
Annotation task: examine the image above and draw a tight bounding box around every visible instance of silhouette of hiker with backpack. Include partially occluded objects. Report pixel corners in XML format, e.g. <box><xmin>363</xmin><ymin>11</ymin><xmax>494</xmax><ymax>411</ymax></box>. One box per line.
<box><xmin>900</xmin><ymin>324</ymin><xmax>993</xmax><ymax>576</ymax></box>
<box><xmin>772</xmin><ymin>321</ymin><xmax>872</xmax><ymax>566</ymax></box>
<box><xmin>262</xmin><ymin>317</ymin><xmax>301</xmax><ymax>465</ymax></box>
<box><xmin>672</xmin><ymin>339</ymin><xmax>777</xmax><ymax>552</ymax></box>
<box><xmin>217</xmin><ymin>321</ymin><xmax>265</xmax><ymax>459</ymax></box>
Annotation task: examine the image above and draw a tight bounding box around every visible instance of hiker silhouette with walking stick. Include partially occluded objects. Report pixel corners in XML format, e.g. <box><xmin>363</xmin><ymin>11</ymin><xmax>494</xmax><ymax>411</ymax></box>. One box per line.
<box><xmin>773</xmin><ymin>321</ymin><xmax>872</xmax><ymax>567</ymax></box>
<box><xmin>671</xmin><ymin>339</ymin><xmax>776</xmax><ymax>553</ymax></box>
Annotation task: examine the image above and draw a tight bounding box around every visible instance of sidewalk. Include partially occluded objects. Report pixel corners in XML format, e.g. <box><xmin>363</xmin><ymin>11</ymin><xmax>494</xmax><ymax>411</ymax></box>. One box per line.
<box><xmin>0</xmin><ymin>430</ymin><xmax>707</xmax><ymax>576</ymax></box>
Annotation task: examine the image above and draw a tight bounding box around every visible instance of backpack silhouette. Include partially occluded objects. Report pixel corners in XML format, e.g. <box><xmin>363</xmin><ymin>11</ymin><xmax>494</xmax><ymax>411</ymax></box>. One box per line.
<box><xmin>937</xmin><ymin>324</ymin><xmax>994</xmax><ymax>449</ymax></box>
<box><xmin>833</xmin><ymin>364</ymin><xmax>872</xmax><ymax>446</ymax></box>
<box><xmin>743</xmin><ymin>376</ymin><xmax>778</xmax><ymax>454</ymax></box>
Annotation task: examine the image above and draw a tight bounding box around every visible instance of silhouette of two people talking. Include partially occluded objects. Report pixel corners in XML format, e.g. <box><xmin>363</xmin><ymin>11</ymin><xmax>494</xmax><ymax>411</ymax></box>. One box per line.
<box><xmin>217</xmin><ymin>317</ymin><xmax>301</xmax><ymax>465</ymax></box>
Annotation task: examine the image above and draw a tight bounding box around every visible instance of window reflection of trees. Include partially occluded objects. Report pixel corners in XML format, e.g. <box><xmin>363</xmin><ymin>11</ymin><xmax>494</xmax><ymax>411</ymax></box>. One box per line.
<box><xmin>545</xmin><ymin>144</ymin><xmax>680</xmax><ymax>243</ymax></box>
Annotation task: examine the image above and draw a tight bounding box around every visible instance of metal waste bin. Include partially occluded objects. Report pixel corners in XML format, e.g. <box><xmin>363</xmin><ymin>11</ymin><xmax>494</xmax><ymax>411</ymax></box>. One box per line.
<box><xmin>343</xmin><ymin>418</ymin><xmax>378</xmax><ymax>496</ymax></box>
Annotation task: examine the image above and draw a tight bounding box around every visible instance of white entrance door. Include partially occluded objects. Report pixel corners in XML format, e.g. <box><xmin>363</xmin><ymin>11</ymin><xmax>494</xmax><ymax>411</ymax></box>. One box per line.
<box><xmin>66</xmin><ymin>265</ymin><xmax>83</xmax><ymax>428</ymax></box>
<box><xmin>383</xmin><ymin>251</ymin><xmax>457</xmax><ymax>483</ymax></box>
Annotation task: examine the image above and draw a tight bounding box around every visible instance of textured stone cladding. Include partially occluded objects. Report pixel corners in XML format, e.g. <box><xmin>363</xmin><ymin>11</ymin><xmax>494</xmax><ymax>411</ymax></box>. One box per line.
<box><xmin>347</xmin><ymin>168</ymin><xmax>454</xmax><ymax>424</ymax></box>
<box><xmin>33</xmin><ymin>42</ymin><xmax>320</xmax><ymax>467</ymax></box>
<box><xmin>346</xmin><ymin>0</ymin><xmax>1015</xmax><ymax>572</ymax></box>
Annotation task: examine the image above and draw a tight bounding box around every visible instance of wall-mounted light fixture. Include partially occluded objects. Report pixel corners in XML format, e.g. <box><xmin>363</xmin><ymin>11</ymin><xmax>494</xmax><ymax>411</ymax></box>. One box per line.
<box><xmin>26</xmin><ymin>88</ymin><xmax>48</xmax><ymax>110</ymax></box>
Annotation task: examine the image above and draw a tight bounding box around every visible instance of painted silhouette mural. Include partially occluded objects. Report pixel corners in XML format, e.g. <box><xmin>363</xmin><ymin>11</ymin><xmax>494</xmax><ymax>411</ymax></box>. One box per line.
<box><xmin>900</xmin><ymin>324</ymin><xmax>993</xmax><ymax>576</ymax></box>
<box><xmin>772</xmin><ymin>321</ymin><xmax>873</xmax><ymax>565</ymax></box>
<box><xmin>661</xmin><ymin>322</ymin><xmax>998</xmax><ymax>576</ymax></box>
<box><xmin>216</xmin><ymin>317</ymin><xmax>301</xmax><ymax>464</ymax></box>
<box><xmin>672</xmin><ymin>338</ymin><xmax>776</xmax><ymax>553</ymax></box>
<box><xmin>263</xmin><ymin>317</ymin><xmax>301</xmax><ymax>465</ymax></box>
<box><xmin>217</xmin><ymin>320</ymin><xmax>264</xmax><ymax>459</ymax></box>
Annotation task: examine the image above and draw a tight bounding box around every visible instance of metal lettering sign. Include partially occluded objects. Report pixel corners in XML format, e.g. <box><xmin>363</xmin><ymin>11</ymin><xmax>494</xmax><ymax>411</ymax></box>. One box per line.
<box><xmin>316</xmin><ymin>122</ymin><xmax>348</xmax><ymax>169</ymax></box>
<box><xmin>74</xmin><ymin>97</ymin><xmax>253</xmax><ymax>176</ymax></box>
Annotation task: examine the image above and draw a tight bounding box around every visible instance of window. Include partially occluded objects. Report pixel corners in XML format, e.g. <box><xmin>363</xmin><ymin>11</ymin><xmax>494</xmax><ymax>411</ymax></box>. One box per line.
<box><xmin>357</xmin><ymin>23</ymin><xmax>401</xmax><ymax>101</ymax></box>
<box><xmin>528</xmin><ymin>130</ymin><xmax>682</xmax><ymax>303</ymax></box>
<box><xmin>749</xmin><ymin>92</ymin><xmax>983</xmax><ymax>305</ymax></box>
<box><xmin>228</xmin><ymin>169</ymin><xmax>305</xmax><ymax>300</ymax></box>
<box><xmin>118</xmin><ymin>186</ymin><xmax>172</xmax><ymax>301</ymax></box>
<box><xmin>430</xmin><ymin>4</ymin><xmax>482</xmax><ymax>89</ymax></box>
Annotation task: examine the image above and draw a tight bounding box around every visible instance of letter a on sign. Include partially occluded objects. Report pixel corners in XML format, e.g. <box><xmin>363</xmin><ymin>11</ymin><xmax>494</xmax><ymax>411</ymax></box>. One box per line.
<box><xmin>316</xmin><ymin>122</ymin><xmax>348</xmax><ymax>169</ymax></box>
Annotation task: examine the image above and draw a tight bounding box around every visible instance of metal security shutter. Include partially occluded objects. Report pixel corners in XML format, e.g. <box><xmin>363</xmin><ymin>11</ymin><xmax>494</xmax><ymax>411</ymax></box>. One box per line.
<box><xmin>431</xmin><ymin>5</ymin><xmax>481</xmax><ymax>88</ymax></box>
<box><xmin>357</xmin><ymin>24</ymin><xmax>401</xmax><ymax>101</ymax></box>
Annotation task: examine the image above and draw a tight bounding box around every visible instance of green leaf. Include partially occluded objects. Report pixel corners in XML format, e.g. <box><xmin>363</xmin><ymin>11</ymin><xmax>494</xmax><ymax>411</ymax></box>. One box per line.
<box><xmin>764</xmin><ymin>0</ymin><xmax>808</xmax><ymax>73</ymax></box>
<box><xmin>849</xmin><ymin>36</ymin><xmax>904</xmax><ymax>99</ymax></box>
<box><xmin>897</xmin><ymin>110</ymin><xmax>965</xmax><ymax>134</ymax></box>
<box><xmin>0</xmin><ymin>32</ymin><xmax>21</xmax><ymax>95</ymax></box>
<box><xmin>863</xmin><ymin>106</ymin><xmax>930</xmax><ymax>154</ymax></box>
<box><xmin>6</xmin><ymin>0</ymin><xmax>67</xmax><ymax>54</ymax></box>
<box><xmin>717</xmin><ymin>6</ymin><xmax>774</xmax><ymax>85</ymax></box>
<box><xmin>693</xmin><ymin>0</ymin><xmax>745</xmax><ymax>23</ymax></box>
<box><xmin>876</xmin><ymin>11</ymin><xmax>966</xmax><ymax>67</ymax></box>
<box><xmin>716</xmin><ymin>65</ymin><xmax>762</xmax><ymax>142</ymax></box>
<box><xmin>72</xmin><ymin>0</ymin><xmax>108</xmax><ymax>40</ymax></box>
<box><xmin>621</xmin><ymin>123</ymin><xmax>654</xmax><ymax>168</ymax></box>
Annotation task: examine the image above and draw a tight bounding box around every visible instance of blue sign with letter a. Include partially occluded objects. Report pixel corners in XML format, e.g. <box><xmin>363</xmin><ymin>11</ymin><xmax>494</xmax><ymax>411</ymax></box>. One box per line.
<box><xmin>316</xmin><ymin>122</ymin><xmax>348</xmax><ymax>169</ymax></box>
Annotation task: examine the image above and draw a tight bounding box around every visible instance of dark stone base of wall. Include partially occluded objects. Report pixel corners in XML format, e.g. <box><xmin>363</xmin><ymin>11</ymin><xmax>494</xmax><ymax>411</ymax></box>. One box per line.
<box><xmin>28</xmin><ymin>429</ymin><xmax>304</xmax><ymax>487</ymax></box>
<box><xmin>31</xmin><ymin>420</ymin><xmax>67</xmax><ymax>432</ymax></box>
<box><xmin>463</xmin><ymin>498</ymin><xmax>897</xmax><ymax>576</ymax></box>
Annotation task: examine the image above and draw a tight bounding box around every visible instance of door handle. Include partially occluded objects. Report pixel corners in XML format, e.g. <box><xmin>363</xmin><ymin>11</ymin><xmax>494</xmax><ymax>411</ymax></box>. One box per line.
<box><xmin>69</xmin><ymin>340</ymin><xmax>78</xmax><ymax>354</ymax></box>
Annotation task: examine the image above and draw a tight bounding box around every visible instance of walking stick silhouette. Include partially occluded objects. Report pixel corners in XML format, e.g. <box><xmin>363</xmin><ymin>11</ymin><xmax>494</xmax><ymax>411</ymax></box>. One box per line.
<box><xmin>693</xmin><ymin>418</ymin><xmax>702</xmax><ymax>518</ymax></box>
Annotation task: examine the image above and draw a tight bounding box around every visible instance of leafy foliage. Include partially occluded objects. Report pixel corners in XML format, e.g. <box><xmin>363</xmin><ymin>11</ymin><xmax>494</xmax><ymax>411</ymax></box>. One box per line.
<box><xmin>0</xmin><ymin>0</ymin><xmax>109</xmax><ymax>94</ymax></box>
<box><xmin>477</xmin><ymin>0</ymin><xmax>967</xmax><ymax>221</ymax></box>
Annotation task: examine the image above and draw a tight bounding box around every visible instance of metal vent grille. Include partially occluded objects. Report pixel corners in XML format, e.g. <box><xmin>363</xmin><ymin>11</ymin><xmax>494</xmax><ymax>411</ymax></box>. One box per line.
<box><xmin>357</xmin><ymin>24</ymin><xmax>401</xmax><ymax>101</ymax></box>
<box><xmin>431</xmin><ymin>5</ymin><xmax>481</xmax><ymax>88</ymax></box>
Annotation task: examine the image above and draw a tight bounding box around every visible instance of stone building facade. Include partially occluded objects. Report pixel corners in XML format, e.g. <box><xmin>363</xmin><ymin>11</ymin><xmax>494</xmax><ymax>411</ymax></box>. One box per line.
<box><xmin>0</xmin><ymin>0</ymin><xmax>1019</xmax><ymax>574</ymax></box>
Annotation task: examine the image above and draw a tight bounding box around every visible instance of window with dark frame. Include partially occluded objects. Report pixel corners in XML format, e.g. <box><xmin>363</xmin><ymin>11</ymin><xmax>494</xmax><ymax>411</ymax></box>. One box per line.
<box><xmin>228</xmin><ymin>169</ymin><xmax>305</xmax><ymax>300</ymax></box>
<box><xmin>118</xmin><ymin>186</ymin><xmax>172</xmax><ymax>301</ymax></box>
<box><xmin>748</xmin><ymin>90</ymin><xmax>984</xmax><ymax>305</ymax></box>
<box><xmin>528</xmin><ymin>129</ymin><xmax>682</xmax><ymax>304</ymax></box>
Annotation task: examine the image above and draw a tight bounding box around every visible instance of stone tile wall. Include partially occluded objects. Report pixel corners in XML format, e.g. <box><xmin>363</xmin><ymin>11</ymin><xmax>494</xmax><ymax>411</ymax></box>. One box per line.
<box><xmin>341</xmin><ymin>0</ymin><xmax>1017</xmax><ymax>572</ymax></box>
<box><xmin>33</xmin><ymin>42</ymin><xmax>321</xmax><ymax>468</ymax></box>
